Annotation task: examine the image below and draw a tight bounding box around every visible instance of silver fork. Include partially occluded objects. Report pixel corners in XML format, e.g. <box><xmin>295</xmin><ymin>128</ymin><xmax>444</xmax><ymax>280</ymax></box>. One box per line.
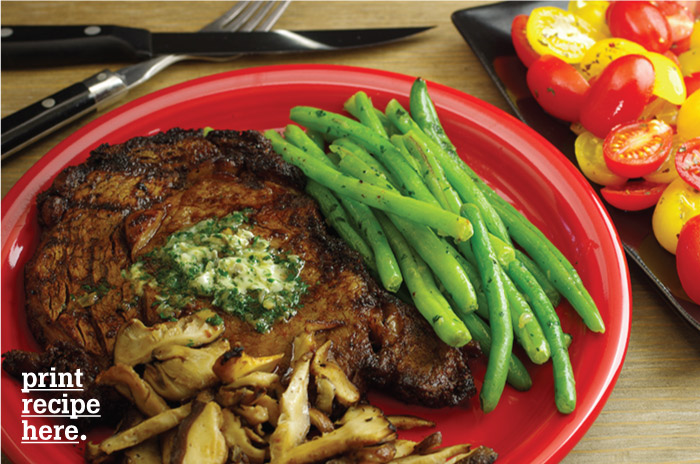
<box><xmin>1</xmin><ymin>1</ymin><xmax>290</xmax><ymax>159</ymax></box>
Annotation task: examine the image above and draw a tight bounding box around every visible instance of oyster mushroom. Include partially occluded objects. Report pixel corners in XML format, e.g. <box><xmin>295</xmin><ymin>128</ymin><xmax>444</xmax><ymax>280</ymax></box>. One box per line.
<box><xmin>213</xmin><ymin>348</ymin><xmax>284</xmax><ymax>384</ymax></box>
<box><xmin>221</xmin><ymin>409</ymin><xmax>266</xmax><ymax>464</ymax></box>
<box><xmin>311</xmin><ymin>340</ymin><xmax>360</xmax><ymax>407</ymax></box>
<box><xmin>96</xmin><ymin>363</ymin><xmax>169</xmax><ymax>417</ymax></box>
<box><xmin>114</xmin><ymin>310</ymin><xmax>224</xmax><ymax>367</ymax></box>
<box><xmin>273</xmin><ymin>404</ymin><xmax>397</xmax><ymax>464</ymax></box>
<box><xmin>171</xmin><ymin>396</ymin><xmax>228</xmax><ymax>464</ymax></box>
<box><xmin>143</xmin><ymin>338</ymin><xmax>230</xmax><ymax>401</ymax></box>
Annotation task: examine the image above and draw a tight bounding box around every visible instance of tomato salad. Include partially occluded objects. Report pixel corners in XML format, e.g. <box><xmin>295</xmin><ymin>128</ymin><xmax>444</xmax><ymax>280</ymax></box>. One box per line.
<box><xmin>512</xmin><ymin>1</ymin><xmax>700</xmax><ymax>305</ymax></box>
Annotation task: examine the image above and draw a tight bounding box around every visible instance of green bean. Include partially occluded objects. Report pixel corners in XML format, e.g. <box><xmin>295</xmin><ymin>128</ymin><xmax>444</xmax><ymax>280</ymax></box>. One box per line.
<box><xmin>400</xmin><ymin>133</ymin><xmax>451</xmax><ymax>211</ymax></box>
<box><xmin>284</xmin><ymin>124</ymin><xmax>334</xmax><ymax>167</ymax></box>
<box><xmin>390</xmin><ymin>134</ymin><xmax>423</xmax><ymax>174</ymax></box>
<box><xmin>304</xmin><ymin>180</ymin><xmax>375</xmax><ymax>270</ymax></box>
<box><xmin>305</xmin><ymin>129</ymin><xmax>326</xmax><ymax>151</ymax></box>
<box><xmin>289</xmin><ymin>106</ymin><xmax>438</xmax><ymax>207</ymax></box>
<box><xmin>376</xmin><ymin>212</ymin><xmax>472</xmax><ymax>347</ymax></box>
<box><xmin>329</xmin><ymin>137</ymin><xmax>397</xmax><ymax>186</ymax></box>
<box><xmin>265</xmin><ymin>130</ymin><xmax>473</xmax><ymax>242</ymax></box>
<box><xmin>402</xmin><ymin>130</ymin><xmax>463</xmax><ymax>215</ymax></box>
<box><xmin>453</xmin><ymin>254</ymin><xmax>489</xmax><ymax>321</ymax></box>
<box><xmin>336</xmin><ymin>152</ymin><xmax>478</xmax><ymax>315</ymax></box>
<box><xmin>461</xmin><ymin>203</ymin><xmax>513</xmax><ymax>413</ymax></box>
<box><xmin>460</xmin><ymin>311</ymin><xmax>532</xmax><ymax>391</ymax></box>
<box><xmin>409</xmin><ymin>77</ymin><xmax>459</xmax><ymax>159</ymax></box>
<box><xmin>343</xmin><ymin>91</ymin><xmax>388</xmax><ymax>138</ymax></box>
<box><xmin>490</xmin><ymin>200</ymin><xmax>605</xmax><ymax>333</ymax></box>
<box><xmin>499</xmin><ymin>267</ymin><xmax>551</xmax><ymax>365</ymax></box>
<box><xmin>508</xmin><ymin>257</ymin><xmax>576</xmax><ymax>414</ymax></box>
<box><xmin>384</xmin><ymin>99</ymin><xmax>512</xmax><ymax>245</ymax></box>
<box><xmin>339</xmin><ymin>197</ymin><xmax>403</xmax><ymax>293</ymax></box>
<box><xmin>515</xmin><ymin>249</ymin><xmax>561</xmax><ymax>307</ymax></box>
<box><xmin>343</xmin><ymin>93</ymin><xmax>398</xmax><ymax>137</ymax></box>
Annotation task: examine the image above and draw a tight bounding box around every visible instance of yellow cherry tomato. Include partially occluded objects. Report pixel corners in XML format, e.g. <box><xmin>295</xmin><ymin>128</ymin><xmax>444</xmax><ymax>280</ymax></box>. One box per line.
<box><xmin>690</xmin><ymin>20</ymin><xmax>700</xmax><ymax>48</ymax></box>
<box><xmin>574</xmin><ymin>131</ymin><xmax>627</xmax><ymax>186</ymax></box>
<box><xmin>526</xmin><ymin>7</ymin><xmax>603</xmax><ymax>63</ymax></box>
<box><xmin>567</xmin><ymin>1</ymin><xmax>611</xmax><ymax>37</ymax></box>
<box><xmin>652</xmin><ymin>177</ymin><xmax>700</xmax><ymax>254</ymax></box>
<box><xmin>578</xmin><ymin>38</ymin><xmax>647</xmax><ymax>80</ymax></box>
<box><xmin>678</xmin><ymin>48</ymin><xmax>700</xmax><ymax>76</ymax></box>
<box><xmin>639</xmin><ymin>97</ymin><xmax>679</xmax><ymax>126</ymax></box>
<box><xmin>645</xmin><ymin>52</ymin><xmax>687</xmax><ymax>105</ymax></box>
<box><xmin>677</xmin><ymin>89</ymin><xmax>700</xmax><ymax>141</ymax></box>
<box><xmin>644</xmin><ymin>135</ymin><xmax>683</xmax><ymax>184</ymax></box>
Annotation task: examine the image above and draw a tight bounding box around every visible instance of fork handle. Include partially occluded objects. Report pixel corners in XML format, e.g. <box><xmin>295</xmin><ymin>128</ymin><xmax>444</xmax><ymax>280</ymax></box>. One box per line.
<box><xmin>1</xmin><ymin>70</ymin><xmax>128</xmax><ymax>159</ymax></box>
<box><xmin>1</xmin><ymin>25</ymin><xmax>152</xmax><ymax>68</ymax></box>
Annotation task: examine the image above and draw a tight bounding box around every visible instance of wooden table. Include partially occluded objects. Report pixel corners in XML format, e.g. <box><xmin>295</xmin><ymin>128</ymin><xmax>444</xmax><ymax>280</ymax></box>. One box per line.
<box><xmin>2</xmin><ymin>2</ymin><xmax>699</xmax><ymax>463</ymax></box>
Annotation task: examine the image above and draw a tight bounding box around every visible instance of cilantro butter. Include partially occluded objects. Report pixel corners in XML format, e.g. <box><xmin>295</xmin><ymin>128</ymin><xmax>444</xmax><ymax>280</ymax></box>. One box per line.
<box><xmin>128</xmin><ymin>210</ymin><xmax>307</xmax><ymax>332</ymax></box>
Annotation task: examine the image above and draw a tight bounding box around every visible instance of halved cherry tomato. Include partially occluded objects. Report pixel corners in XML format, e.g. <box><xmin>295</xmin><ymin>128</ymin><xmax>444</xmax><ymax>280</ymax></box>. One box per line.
<box><xmin>575</xmin><ymin>131</ymin><xmax>627</xmax><ymax>185</ymax></box>
<box><xmin>603</xmin><ymin>119</ymin><xmax>673</xmax><ymax>178</ymax></box>
<box><xmin>644</xmin><ymin>51</ymin><xmax>687</xmax><ymax>104</ymax></box>
<box><xmin>608</xmin><ymin>1</ymin><xmax>672</xmax><ymax>53</ymax></box>
<box><xmin>526</xmin><ymin>6</ymin><xmax>602</xmax><ymax>63</ymax></box>
<box><xmin>580</xmin><ymin>54</ymin><xmax>656</xmax><ymax>138</ymax></box>
<box><xmin>526</xmin><ymin>55</ymin><xmax>590</xmax><ymax>122</ymax></box>
<box><xmin>654</xmin><ymin>1</ymin><xmax>695</xmax><ymax>44</ymax></box>
<box><xmin>678</xmin><ymin>48</ymin><xmax>700</xmax><ymax>76</ymax></box>
<box><xmin>568</xmin><ymin>0</ymin><xmax>611</xmax><ymax>37</ymax></box>
<box><xmin>639</xmin><ymin>96</ymin><xmax>679</xmax><ymax>126</ymax></box>
<box><xmin>675</xmin><ymin>137</ymin><xmax>700</xmax><ymax>190</ymax></box>
<box><xmin>676</xmin><ymin>214</ymin><xmax>700</xmax><ymax>304</ymax></box>
<box><xmin>512</xmin><ymin>15</ymin><xmax>540</xmax><ymax>68</ymax></box>
<box><xmin>644</xmin><ymin>134</ymin><xmax>683</xmax><ymax>184</ymax></box>
<box><xmin>600</xmin><ymin>180</ymin><xmax>667</xmax><ymax>211</ymax></box>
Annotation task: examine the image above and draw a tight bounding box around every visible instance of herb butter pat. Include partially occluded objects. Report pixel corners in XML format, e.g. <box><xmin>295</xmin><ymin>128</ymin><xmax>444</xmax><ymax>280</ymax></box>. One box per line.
<box><xmin>128</xmin><ymin>210</ymin><xmax>307</xmax><ymax>332</ymax></box>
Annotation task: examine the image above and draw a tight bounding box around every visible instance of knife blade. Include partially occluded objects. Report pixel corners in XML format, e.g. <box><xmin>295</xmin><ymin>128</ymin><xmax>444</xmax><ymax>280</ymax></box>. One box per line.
<box><xmin>1</xmin><ymin>25</ymin><xmax>434</xmax><ymax>68</ymax></box>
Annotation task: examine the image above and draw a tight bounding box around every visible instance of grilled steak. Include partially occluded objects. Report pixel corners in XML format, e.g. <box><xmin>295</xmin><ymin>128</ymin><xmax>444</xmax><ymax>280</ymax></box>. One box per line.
<box><xmin>8</xmin><ymin>128</ymin><xmax>476</xmax><ymax>408</ymax></box>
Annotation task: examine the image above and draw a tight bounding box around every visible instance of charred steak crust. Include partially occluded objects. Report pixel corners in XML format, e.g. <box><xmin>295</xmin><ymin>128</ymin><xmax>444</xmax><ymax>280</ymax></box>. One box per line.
<box><xmin>16</xmin><ymin>128</ymin><xmax>475</xmax><ymax>408</ymax></box>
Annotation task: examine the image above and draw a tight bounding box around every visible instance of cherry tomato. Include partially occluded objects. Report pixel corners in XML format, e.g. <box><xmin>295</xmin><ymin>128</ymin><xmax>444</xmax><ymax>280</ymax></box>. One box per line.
<box><xmin>568</xmin><ymin>0</ymin><xmax>611</xmax><ymax>36</ymax></box>
<box><xmin>608</xmin><ymin>1</ymin><xmax>672</xmax><ymax>53</ymax></box>
<box><xmin>580</xmin><ymin>54</ymin><xmax>656</xmax><ymax>138</ymax></box>
<box><xmin>676</xmin><ymin>214</ymin><xmax>700</xmax><ymax>305</ymax></box>
<box><xmin>645</xmin><ymin>51</ymin><xmax>687</xmax><ymax>104</ymax></box>
<box><xmin>526</xmin><ymin>55</ymin><xmax>590</xmax><ymax>122</ymax></box>
<box><xmin>512</xmin><ymin>15</ymin><xmax>540</xmax><ymax>68</ymax></box>
<box><xmin>575</xmin><ymin>130</ymin><xmax>627</xmax><ymax>186</ymax></box>
<box><xmin>675</xmin><ymin>137</ymin><xmax>700</xmax><ymax>190</ymax></box>
<box><xmin>653</xmin><ymin>1</ymin><xmax>695</xmax><ymax>44</ymax></box>
<box><xmin>603</xmin><ymin>119</ymin><xmax>673</xmax><ymax>178</ymax></box>
<box><xmin>684</xmin><ymin>72</ymin><xmax>700</xmax><ymax>94</ymax></box>
<box><xmin>678</xmin><ymin>48</ymin><xmax>700</xmax><ymax>76</ymax></box>
<box><xmin>652</xmin><ymin>177</ymin><xmax>700</xmax><ymax>254</ymax></box>
<box><xmin>600</xmin><ymin>180</ymin><xmax>667</xmax><ymax>211</ymax></box>
<box><xmin>677</xmin><ymin>89</ymin><xmax>700</xmax><ymax>141</ymax></box>
<box><xmin>578</xmin><ymin>38</ymin><xmax>647</xmax><ymax>80</ymax></box>
<box><xmin>639</xmin><ymin>96</ymin><xmax>679</xmax><ymax>127</ymax></box>
<box><xmin>526</xmin><ymin>6</ymin><xmax>602</xmax><ymax>63</ymax></box>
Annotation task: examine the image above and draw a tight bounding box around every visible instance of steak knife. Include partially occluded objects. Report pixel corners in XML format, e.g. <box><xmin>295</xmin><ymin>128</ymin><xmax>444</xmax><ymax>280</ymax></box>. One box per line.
<box><xmin>1</xmin><ymin>25</ymin><xmax>432</xmax><ymax>159</ymax></box>
<box><xmin>1</xmin><ymin>25</ymin><xmax>433</xmax><ymax>68</ymax></box>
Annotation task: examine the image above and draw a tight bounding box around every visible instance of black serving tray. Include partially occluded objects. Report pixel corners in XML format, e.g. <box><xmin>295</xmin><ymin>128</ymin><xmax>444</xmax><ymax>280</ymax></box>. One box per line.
<box><xmin>452</xmin><ymin>1</ymin><xmax>700</xmax><ymax>331</ymax></box>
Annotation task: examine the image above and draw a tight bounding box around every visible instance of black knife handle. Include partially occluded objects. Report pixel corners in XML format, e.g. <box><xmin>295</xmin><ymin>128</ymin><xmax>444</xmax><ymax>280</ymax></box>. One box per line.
<box><xmin>1</xmin><ymin>25</ymin><xmax>152</xmax><ymax>68</ymax></box>
<box><xmin>1</xmin><ymin>70</ymin><xmax>128</xmax><ymax>159</ymax></box>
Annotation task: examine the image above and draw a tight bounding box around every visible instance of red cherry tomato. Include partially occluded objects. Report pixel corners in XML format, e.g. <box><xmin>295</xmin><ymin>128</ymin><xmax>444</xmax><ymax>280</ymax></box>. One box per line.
<box><xmin>600</xmin><ymin>180</ymin><xmax>667</xmax><ymax>211</ymax></box>
<box><xmin>684</xmin><ymin>73</ymin><xmax>700</xmax><ymax>96</ymax></box>
<box><xmin>580</xmin><ymin>54</ymin><xmax>656</xmax><ymax>138</ymax></box>
<box><xmin>511</xmin><ymin>15</ymin><xmax>540</xmax><ymax>68</ymax></box>
<box><xmin>675</xmin><ymin>138</ymin><xmax>700</xmax><ymax>190</ymax></box>
<box><xmin>608</xmin><ymin>1</ymin><xmax>672</xmax><ymax>53</ymax></box>
<box><xmin>653</xmin><ymin>1</ymin><xmax>694</xmax><ymax>44</ymax></box>
<box><xmin>603</xmin><ymin>119</ymin><xmax>674</xmax><ymax>178</ymax></box>
<box><xmin>676</xmin><ymin>214</ymin><xmax>700</xmax><ymax>305</ymax></box>
<box><xmin>526</xmin><ymin>55</ymin><xmax>590</xmax><ymax>122</ymax></box>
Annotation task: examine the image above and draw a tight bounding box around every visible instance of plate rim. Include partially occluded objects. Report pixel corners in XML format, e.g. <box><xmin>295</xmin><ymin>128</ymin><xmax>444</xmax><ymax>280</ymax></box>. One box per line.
<box><xmin>1</xmin><ymin>63</ymin><xmax>632</xmax><ymax>464</ymax></box>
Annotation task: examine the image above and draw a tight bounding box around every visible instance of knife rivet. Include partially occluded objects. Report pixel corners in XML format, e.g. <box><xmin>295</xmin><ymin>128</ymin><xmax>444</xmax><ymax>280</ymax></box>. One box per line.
<box><xmin>1</xmin><ymin>27</ymin><xmax>12</xmax><ymax>38</ymax></box>
<box><xmin>42</xmin><ymin>98</ymin><xmax>56</xmax><ymax>109</ymax></box>
<box><xmin>84</xmin><ymin>26</ymin><xmax>101</xmax><ymax>36</ymax></box>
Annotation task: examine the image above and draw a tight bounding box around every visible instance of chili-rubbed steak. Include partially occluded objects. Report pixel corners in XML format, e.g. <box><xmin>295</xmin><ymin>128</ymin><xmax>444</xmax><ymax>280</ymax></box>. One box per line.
<box><xmin>12</xmin><ymin>128</ymin><xmax>476</xmax><ymax>408</ymax></box>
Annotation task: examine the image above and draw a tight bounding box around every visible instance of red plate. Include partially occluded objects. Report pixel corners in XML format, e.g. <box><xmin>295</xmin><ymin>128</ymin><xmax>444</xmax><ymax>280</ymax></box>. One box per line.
<box><xmin>1</xmin><ymin>64</ymin><xmax>631</xmax><ymax>464</ymax></box>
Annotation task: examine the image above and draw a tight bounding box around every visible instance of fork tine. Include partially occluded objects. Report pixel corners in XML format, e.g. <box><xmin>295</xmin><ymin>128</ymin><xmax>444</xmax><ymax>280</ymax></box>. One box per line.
<box><xmin>257</xmin><ymin>1</ymin><xmax>291</xmax><ymax>31</ymax></box>
<box><xmin>237</xmin><ymin>1</ymin><xmax>278</xmax><ymax>32</ymax></box>
<box><xmin>200</xmin><ymin>1</ymin><xmax>251</xmax><ymax>32</ymax></box>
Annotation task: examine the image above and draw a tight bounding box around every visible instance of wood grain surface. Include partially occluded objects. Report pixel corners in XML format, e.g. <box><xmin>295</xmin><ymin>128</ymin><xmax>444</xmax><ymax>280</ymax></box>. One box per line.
<box><xmin>2</xmin><ymin>2</ymin><xmax>699</xmax><ymax>463</ymax></box>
